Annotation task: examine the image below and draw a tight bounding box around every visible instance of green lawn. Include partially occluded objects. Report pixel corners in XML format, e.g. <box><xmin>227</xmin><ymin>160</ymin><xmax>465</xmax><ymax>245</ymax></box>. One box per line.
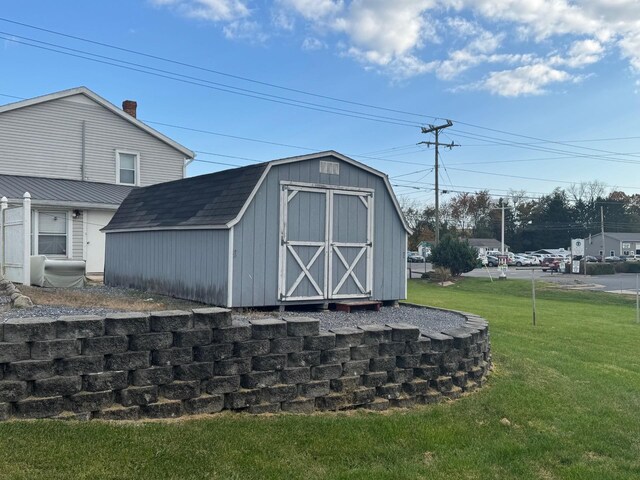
<box><xmin>2</xmin><ymin>278</ymin><xmax>639</xmax><ymax>479</ymax></box>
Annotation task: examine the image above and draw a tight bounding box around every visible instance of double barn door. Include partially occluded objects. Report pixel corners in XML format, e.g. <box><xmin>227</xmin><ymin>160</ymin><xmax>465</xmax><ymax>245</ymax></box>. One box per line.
<box><xmin>279</xmin><ymin>183</ymin><xmax>373</xmax><ymax>302</ymax></box>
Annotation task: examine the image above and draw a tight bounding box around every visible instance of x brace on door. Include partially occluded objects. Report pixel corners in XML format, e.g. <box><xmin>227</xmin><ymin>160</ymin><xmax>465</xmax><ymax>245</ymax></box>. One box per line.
<box><xmin>279</xmin><ymin>183</ymin><xmax>373</xmax><ymax>301</ymax></box>
<box><xmin>332</xmin><ymin>245</ymin><xmax>367</xmax><ymax>295</ymax></box>
<box><xmin>286</xmin><ymin>244</ymin><xmax>324</xmax><ymax>297</ymax></box>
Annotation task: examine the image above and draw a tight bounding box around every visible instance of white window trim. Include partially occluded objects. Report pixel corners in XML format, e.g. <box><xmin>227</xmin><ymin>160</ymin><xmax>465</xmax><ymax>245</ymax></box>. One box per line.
<box><xmin>32</xmin><ymin>209</ymin><xmax>72</xmax><ymax>259</ymax></box>
<box><xmin>115</xmin><ymin>149</ymin><xmax>141</xmax><ymax>186</ymax></box>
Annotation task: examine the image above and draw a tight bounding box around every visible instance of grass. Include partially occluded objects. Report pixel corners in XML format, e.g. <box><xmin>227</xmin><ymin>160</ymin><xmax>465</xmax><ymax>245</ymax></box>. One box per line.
<box><xmin>2</xmin><ymin>278</ymin><xmax>640</xmax><ymax>479</ymax></box>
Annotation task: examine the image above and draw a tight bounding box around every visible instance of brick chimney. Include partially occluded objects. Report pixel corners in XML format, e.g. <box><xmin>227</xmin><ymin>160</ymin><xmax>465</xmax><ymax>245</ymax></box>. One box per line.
<box><xmin>122</xmin><ymin>100</ymin><xmax>137</xmax><ymax>118</ymax></box>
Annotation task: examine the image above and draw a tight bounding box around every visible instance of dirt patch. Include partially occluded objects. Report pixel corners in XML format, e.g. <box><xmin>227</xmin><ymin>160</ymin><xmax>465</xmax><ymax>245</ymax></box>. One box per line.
<box><xmin>19</xmin><ymin>283</ymin><xmax>206</xmax><ymax>313</ymax></box>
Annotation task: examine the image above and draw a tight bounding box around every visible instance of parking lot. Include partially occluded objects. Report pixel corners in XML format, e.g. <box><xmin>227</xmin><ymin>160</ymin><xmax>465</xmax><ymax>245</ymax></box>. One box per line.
<box><xmin>407</xmin><ymin>262</ymin><xmax>640</xmax><ymax>294</ymax></box>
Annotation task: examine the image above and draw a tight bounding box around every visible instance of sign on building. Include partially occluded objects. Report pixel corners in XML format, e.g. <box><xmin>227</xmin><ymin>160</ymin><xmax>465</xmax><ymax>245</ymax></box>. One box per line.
<box><xmin>571</xmin><ymin>238</ymin><xmax>584</xmax><ymax>257</ymax></box>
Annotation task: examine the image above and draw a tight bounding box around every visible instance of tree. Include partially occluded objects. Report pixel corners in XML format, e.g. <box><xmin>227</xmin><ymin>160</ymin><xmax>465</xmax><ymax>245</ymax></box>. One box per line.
<box><xmin>430</xmin><ymin>234</ymin><xmax>478</xmax><ymax>277</ymax></box>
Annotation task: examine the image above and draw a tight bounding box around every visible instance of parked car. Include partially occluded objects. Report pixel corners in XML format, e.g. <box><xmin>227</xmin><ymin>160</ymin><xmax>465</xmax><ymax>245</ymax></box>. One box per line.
<box><xmin>541</xmin><ymin>257</ymin><xmax>562</xmax><ymax>272</ymax></box>
<box><xmin>523</xmin><ymin>254</ymin><xmax>540</xmax><ymax>265</ymax></box>
<box><xmin>485</xmin><ymin>255</ymin><xmax>500</xmax><ymax>267</ymax></box>
<box><xmin>605</xmin><ymin>255</ymin><xmax>622</xmax><ymax>262</ymax></box>
<box><xmin>513</xmin><ymin>254</ymin><xmax>532</xmax><ymax>267</ymax></box>
<box><xmin>407</xmin><ymin>252</ymin><xmax>425</xmax><ymax>263</ymax></box>
<box><xmin>584</xmin><ymin>256</ymin><xmax>599</xmax><ymax>263</ymax></box>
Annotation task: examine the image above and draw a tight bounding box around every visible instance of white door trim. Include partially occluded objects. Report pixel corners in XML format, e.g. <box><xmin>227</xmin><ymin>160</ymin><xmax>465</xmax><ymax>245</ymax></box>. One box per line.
<box><xmin>279</xmin><ymin>183</ymin><xmax>373</xmax><ymax>302</ymax></box>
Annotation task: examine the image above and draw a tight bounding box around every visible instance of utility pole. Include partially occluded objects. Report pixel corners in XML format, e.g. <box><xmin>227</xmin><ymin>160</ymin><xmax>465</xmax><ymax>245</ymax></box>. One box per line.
<box><xmin>501</xmin><ymin>205</ymin><xmax>506</xmax><ymax>255</ymax></box>
<box><xmin>419</xmin><ymin>120</ymin><xmax>459</xmax><ymax>245</ymax></box>
<box><xmin>499</xmin><ymin>203</ymin><xmax>507</xmax><ymax>280</ymax></box>
<box><xmin>600</xmin><ymin>206</ymin><xmax>605</xmax><ymax>260</ymax></box>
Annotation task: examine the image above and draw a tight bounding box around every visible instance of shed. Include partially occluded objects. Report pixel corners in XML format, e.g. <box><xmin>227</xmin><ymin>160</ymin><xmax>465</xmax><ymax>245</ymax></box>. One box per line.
<box><xmin>103</xmin><ymin>151</ymin><xmax>410</xmax><ymax>308</ymax></box>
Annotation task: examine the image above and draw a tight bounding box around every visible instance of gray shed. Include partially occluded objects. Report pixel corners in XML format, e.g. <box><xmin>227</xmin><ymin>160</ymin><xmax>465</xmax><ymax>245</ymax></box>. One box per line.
<box><xmin>103</xmin><ymin>151</ymin><xmax>410</xmax><ymax>308</ymax></box>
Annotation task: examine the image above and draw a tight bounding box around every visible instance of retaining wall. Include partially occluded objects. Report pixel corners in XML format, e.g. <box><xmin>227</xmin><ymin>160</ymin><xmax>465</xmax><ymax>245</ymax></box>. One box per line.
<box><xmin>0</xmin><ymin>307</ymin><xmax>490</xmax><ymax>420</ymax></box>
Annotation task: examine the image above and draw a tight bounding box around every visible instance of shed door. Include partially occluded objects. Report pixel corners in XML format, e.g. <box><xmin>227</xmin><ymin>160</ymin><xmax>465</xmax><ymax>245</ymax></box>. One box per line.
<box><xmin>279</xmin><ymin>186</ymin><xmax>328</xmax><ymax>301</ymax></box>
<box><xmin>329</xmin><ymin>190</ymin><xmax>372</xmax><ymax>299</ymax></box>
<box><xmin>279</xmin><ymin>185</ymin><xmax>372</xmax><ymax>302</ymax></box>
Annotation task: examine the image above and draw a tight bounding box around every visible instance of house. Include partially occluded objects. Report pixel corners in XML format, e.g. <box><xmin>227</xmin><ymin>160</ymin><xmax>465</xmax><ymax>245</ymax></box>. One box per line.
<box><xmin>0</xmin><ymin>87</ymin><xmax>194</xmax><ymax>275</ymax></box>
<box><xmin>584</xmin><ymin>232</ymin><xmax>640</xmax><ymax>258</ymax></box>
<box><xmin>466</xmin><ymin>238</ymin><xmax>508</xmax><ymax>256</ymax></box>
<box><xmin>103</xmin><ymin>151</ymin><xmax>410</xmax><ymax>308</ymax></box>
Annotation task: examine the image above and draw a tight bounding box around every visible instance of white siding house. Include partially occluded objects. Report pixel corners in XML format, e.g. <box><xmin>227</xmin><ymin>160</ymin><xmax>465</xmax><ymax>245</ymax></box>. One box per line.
<box><xmin>0</xmin><ymin>87</ymin><xmax>194</xmax><ymax>275</ymax></box>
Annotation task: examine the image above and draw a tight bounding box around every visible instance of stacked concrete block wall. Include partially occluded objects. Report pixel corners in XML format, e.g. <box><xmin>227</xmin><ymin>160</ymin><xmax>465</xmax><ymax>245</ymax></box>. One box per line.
<box><xmin>0</xmin><ymin>307</ymin><xmax>490</xmax><ymax>420</ymax></box>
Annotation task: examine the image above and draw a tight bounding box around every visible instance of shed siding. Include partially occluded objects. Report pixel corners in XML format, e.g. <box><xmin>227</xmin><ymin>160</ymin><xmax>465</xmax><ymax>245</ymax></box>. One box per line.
<box><xmin>232</xmin><ymin>157</ymin><xmax>406</xmax><ymax>307</ymax></box>
<box><xmin>105</xmin><ymin>230</ymin><xmax>229</xmax><ymax>305</ymax></box>
<box><xmin>0</xmin><ymin>95</ymin><xmax>185</xmax><ymax>186</ymax></box>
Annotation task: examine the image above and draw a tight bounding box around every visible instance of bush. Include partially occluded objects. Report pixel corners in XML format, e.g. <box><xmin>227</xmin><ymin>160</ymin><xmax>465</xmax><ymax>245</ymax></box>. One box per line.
<box><xmin>614</xmin><ymin>262</ymin><xmax>640</xmax><ymax>273</ymax></box>
<box><xmin>421</xmin><ymin>266</ymin><xmax>452</xmax><ymax>283</ymax></box>
<box><xmin>430</xmin><ymin>235</ymin><xmax>478</xmax><ymax>277</ymax></box>
<box><xmin>586</xmin><ymin>263</ymin><xmax>615</xmax><ymax>275</ymax></box>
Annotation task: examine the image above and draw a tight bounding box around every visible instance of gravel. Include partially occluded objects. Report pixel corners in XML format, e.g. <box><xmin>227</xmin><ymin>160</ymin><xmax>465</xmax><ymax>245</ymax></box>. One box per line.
<box><xmin>0</xmin><ymin>305</ymin><xmax>121</xmax><ymax>322</ymax></box>
<box><xmin>1</xmin><ymin>285</ymin><xmax>466</xmax><ymax>334</ymax></box>
<box><xmin>304</xmin><ymin>305</ymin><xmax>466</xmax><ymax>334</ymax></box>
<box><xmin>236</xmin><ymin>305</ymin><xmax>466</xmax><ymax>334</ymax></box>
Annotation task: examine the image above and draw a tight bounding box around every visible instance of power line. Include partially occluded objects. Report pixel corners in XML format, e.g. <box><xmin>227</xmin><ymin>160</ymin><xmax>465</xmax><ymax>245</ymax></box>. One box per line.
<box><xmin>451</xmin><ymin>129</ymin><xmax>640</xmax><ymax>165</ymax></box>
<box><xmin>0</xmin><ymin>32</ymin><xmax>421</xmax><ymax>129</ymax></box>
<box><xmin>0</xmin><ymin>17</ymin><xmax>440</xmax><ymax>123</ymax></box>
<box><xmin>446</xmin><ymin>167</ymin><xmax>640</xmax><ymax>191</ymax></box>
<box><xmin>5</xmin><ymin>16</ymin><xmax>640</xmax><ymax>163</ymax></box>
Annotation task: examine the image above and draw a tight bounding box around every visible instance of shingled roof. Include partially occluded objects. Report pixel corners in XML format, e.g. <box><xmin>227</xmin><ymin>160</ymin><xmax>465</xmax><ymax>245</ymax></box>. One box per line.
<box><xmin>103</xmin><ymin>162</ymin><xmax>268</xmax><ymax>231</ymax></box>
<box><xmin>0</xmin><ymin>174</ymin><xmax>134</xmax><ymax>208</ymax></box>
<box><xmin>104</xmin><ymin>151</ymin><xmax>411</xmax><ymax>233</ymax></box>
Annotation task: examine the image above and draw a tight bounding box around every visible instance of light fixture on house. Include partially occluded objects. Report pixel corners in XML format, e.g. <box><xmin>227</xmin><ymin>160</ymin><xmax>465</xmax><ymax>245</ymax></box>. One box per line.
<box><xmin>72</xmin><ymin>209</ymin><xmax>81</xmax><ymax>218</ymax></box>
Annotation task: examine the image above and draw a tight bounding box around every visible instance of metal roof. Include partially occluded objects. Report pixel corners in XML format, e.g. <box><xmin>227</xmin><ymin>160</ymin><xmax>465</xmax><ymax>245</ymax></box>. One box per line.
<box><xmin>599</xmin><ymin>232</ymin><xmax>640</xmax><ymax>241</ymax></box>
<box><xmin>0</xmin><ymin>86</ymin><xmax>195</xmax><ymax>159</ymax></box>
<box><xmin>104</xmin><ymin>151</ymin><xmax>411</xmax><ymax>233</ymax></box>
<box><xmin>0</xmin><ymin>174</ymin><xmax>134</xmax><ymax>209</ymax></box>
<box><xmin>466</xmin><ymin>238</ymin><xmax>506</xmax><ymax>248</ymax></box>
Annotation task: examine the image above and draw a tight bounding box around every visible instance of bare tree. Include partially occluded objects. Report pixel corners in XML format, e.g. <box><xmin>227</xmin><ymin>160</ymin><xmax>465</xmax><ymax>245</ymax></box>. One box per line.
<box><xmin>567</xmin><ymin>181</ymin><xmax>607</xmax><ymax>204</ymax></box>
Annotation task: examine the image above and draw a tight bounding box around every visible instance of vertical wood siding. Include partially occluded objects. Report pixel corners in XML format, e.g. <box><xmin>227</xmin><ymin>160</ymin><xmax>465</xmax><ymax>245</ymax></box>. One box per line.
<box><xmin>232</xmin><ymin>157</ymin><xmax>406</xmax><ymax>307</ymax></box>
<box><xmin>105</xmin><ymin>230</ymin><xmax>229</xmax><ymax>306</ymax></box>
<box><xmin>0</xmin><ymin>95</ymin><xmax>185</xmax><ymax>186</ymax></box>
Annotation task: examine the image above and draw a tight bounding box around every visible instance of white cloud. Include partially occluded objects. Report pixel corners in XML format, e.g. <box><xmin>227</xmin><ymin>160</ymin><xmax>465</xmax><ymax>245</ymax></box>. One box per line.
<box><xmin>478</xmin><ymin>63</ymin><xmax>573</xmax><ymax>96</ymax></box>
<box><xmin>223</xmin><ymin>20</ymin><xmax>268</xmax><ymax>43</ymax></box>
<box><xmin>150</xmin><ymin>0</ymin><xmax>249</xmax><ymax>22</ymax></box>
<box><xmin>549</xmin><ymin>38</ymin><xmax>605</xmax><ymax>68</ymax></box>
<box><xmin>278</xmin><ymin>0</ymin><xmax>344</xmax><ymax>21</ymax></box>
<box><xmin>301</xmin><ymin>37</ymin><xmax>327</xmax><ymax>51</ymax></box>
<box><xmin>271</xmin><ymin>9</ymin><xmax>295</xmax><ymax>31</ymax></box>
<box><xmin>152</xmin><ymin>0</ymin><xmax>640</xmax><ymax>95</ymax></box>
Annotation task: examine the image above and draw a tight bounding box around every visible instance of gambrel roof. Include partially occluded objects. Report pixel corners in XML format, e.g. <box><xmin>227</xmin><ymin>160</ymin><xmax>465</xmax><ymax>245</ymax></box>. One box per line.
<box><xmin>104</xmin><ymin>151</ymin><xmax>411</xmax><ymax>233</ymax></box>
<box><xmin>0</xmin><ymin>86</ymin><xmax>194</xmax><ymax>159</ymax></box>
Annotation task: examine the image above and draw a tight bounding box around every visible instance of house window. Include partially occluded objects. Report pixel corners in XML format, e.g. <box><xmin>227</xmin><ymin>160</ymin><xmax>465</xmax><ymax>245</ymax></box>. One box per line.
<box><xmin>116</xmin><ymin>151</ymin><xmax>139</xmax><ymax>185</ymax></box>
<box><xmin>610</xmin><ymin>250</ymin><xmax>615</xmax><ymax>257</ymax></box>
<box><xmin>37</xmin><ymin>211</ymin><xmax>67</xmax><ymax>256</ymax></box>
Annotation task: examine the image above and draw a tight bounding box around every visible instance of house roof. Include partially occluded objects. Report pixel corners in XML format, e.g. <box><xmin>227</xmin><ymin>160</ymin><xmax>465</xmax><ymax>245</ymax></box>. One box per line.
<box><xmin>598</xmin><ymin>232</ymin><xmax>640</xmax><ymax>241</ymax></box>
<box><xmin>0</xmin><ymin>174</ymin><xmax>134</xmax><ymax>209</ymax></box>
<box><xmin>466</xmin><ymin>238</ymin><xmax>506</xmax><ymax>249</ymax></box>
<box><xmin>0</xmin><ymin>86</ymin><xmax>194</xmax><ymax>159</ymax></box>
<box><xmin>104</xmin><ymin>151</ymin><xmax>411</xmax><ymax>233</ymax></box>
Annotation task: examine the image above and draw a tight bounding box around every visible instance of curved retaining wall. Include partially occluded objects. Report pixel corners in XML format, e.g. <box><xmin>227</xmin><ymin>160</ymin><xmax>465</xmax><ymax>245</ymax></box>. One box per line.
<box><xmin>0</xmin><ymin>307</ymin><xmax>490</xmax><ymax>420</ymax></box>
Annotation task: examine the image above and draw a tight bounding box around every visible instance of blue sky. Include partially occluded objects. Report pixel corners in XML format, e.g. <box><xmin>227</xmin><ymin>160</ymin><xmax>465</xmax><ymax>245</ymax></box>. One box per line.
<box><xmin>2</xmin><ymin>0</ymin><xmax>640</xmax><ymax>206</ymax></box>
